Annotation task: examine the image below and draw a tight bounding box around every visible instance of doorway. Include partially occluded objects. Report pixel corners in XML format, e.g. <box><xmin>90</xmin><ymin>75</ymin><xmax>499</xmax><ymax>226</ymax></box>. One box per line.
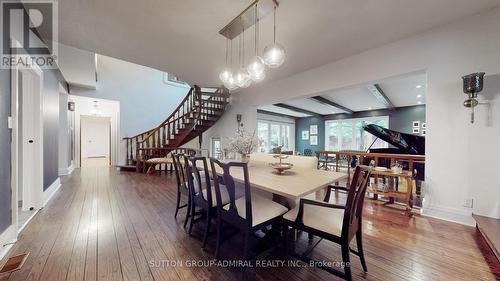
<box><xmin>11</xmin><ymin>65</ymin><xmax>44</xmax><ymax>232</ymax></box>
<box><xmin>80</xmin><ymin>116</ymin><xmax>111</xmax><ymax>167</ymax></box>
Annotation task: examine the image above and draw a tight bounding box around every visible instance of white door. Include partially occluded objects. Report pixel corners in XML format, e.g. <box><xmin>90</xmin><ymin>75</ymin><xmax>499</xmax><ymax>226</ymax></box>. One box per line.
<box><xmin>81</xmin><ymin>116</ymin><xmax>110</xmax><ymax>158</ymax></box>
<box><xmin>20</xmin><ymin>69</ymin><xmax>43</xmax><ymax>211</ymax></box>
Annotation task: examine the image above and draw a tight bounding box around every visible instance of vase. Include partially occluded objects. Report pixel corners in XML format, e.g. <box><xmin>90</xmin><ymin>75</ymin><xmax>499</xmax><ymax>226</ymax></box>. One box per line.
<box><xmin>240</xmin><ymin>153</ymin><xmax>250</xmax><ymax>163</ymax></box>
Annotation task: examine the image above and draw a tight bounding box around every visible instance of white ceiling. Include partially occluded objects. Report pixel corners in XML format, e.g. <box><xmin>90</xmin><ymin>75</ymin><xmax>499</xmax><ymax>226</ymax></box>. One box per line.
<box><xmin>258</xmin><ymin>71</ymin><xmax>427</xmax><ymax>116</ymax></box>
<box><xmin>58</xmin><ymin>0</ymin><xmax>500</xmax><ymax>86</ymax></box>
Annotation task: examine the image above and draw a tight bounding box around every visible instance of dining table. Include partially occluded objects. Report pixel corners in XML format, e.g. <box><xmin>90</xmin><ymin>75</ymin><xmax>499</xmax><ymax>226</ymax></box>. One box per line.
<box><xmin>198</xmin><ymin>159</ymin><xmax>347</xmax><ymax>201</ymax></box>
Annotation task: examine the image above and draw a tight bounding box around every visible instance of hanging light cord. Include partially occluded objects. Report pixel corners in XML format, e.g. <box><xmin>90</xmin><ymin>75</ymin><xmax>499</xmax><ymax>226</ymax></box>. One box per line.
<box><xmin>225</xmin><ymin>38</ymin><xmax>229</xmax><ymax>67</ymax></box>
<box><xmin>230</xmin><ymin>39</ymin><xmax>233</xmax><ymax>71</ymax></box>
<box><xmin>273</xmin><ymin>5</ymin><xmax>277</xmax><ymax>44</ymax></box>
<box><xmin>254</xmin><ymin>3</ymin><xmax>259</xmax><ymax>56</ymax></box>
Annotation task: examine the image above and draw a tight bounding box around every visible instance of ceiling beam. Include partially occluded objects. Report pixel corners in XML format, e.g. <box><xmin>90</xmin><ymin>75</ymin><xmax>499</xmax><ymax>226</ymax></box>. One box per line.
<box><xmin>273</xmin><ymin>103</ymin><xmax>321</xmax><ymax>116</ymax></box>
<box><xmin>257</xmin><ymin>109</ymin><xmax>298</xmax><ymax>119</ymax></box>
<box><xmin>366</xmin><ymin>84</ymin><xmax>395</xmax><ymax>110</ymax></box>
<box><xmin>310</xmin><ymin>96</ymin><xmax>354</xmax><ymax>114</ymax></box>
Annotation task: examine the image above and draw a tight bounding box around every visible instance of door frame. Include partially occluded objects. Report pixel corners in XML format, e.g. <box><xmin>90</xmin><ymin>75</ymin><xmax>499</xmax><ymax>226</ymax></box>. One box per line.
<box><xmin>70</xmin><ymin>95</ymin><xmax>120</xmax><ymax>168</ymax></box>
<box><xmin>10</xmin><ymin>49</ymin><xmax>44</xmax><ymax>234</ymax></box>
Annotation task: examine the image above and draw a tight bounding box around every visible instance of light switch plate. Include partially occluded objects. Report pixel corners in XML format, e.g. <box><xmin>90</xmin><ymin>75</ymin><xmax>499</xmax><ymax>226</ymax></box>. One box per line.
<box><xmin>7</xmin><ymin>116</ymin><xmax>12</xmax><ymax>129</ymax></box>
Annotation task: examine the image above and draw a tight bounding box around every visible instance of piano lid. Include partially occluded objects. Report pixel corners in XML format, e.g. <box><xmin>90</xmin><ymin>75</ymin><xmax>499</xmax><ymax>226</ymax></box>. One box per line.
<box><xmin>363</xmin><ymin>124</ymin><xmax>425</xmax><ymax>155</ymax></box>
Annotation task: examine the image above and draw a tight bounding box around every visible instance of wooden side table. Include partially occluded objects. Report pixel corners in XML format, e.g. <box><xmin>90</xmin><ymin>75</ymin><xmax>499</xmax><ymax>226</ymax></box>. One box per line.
<box><xmin>367</xmin><ymin>169</ymin><xmax>415</xmax><ymax>216</ymax></box>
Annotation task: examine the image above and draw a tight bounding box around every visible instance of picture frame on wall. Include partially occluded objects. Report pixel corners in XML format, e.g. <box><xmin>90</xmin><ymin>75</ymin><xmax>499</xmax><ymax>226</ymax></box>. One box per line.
<box><xmin>422</xmin><ymin>129</ymin><xmax>426</xmax><ymax>136</ymax></box>
<box><xmin>412</xmin><ymin>127</ymin><xmax>420</xmax><ymax>134</ymax></box>
<box><xmin>310</xmin><ymin>135</ymin><xmax>318</xmax><ymax>146</ymax></box>
<box><xmin>301</xmin><ymin>130</ymin><xmax>309</xmax><ymax>140</ymax></box>
<box><xmin>422</xmin><ymin>122</ymin><xmax>426</xmax><ymax>129</ymax></box>
<box><xmin>310</xmin><ymin>125</ymin><xmax>318</xmax><ymax>135</ymax></box>
<box><xmin>412</xmin><ymin>121</ymin><xmax>420</xmax><ymax>128</ymax></box>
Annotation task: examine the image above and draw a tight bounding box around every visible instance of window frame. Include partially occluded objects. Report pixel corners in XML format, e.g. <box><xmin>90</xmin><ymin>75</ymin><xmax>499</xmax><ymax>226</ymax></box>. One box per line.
<box><xmin>324</xmin><ymin>116</ymin><xmax>389</xmax><ymax>151</ymax></box>
<box><xmin>257</xmin><ymin>119</ymin><xmax>295</xmax><ymax>153</ymax></box>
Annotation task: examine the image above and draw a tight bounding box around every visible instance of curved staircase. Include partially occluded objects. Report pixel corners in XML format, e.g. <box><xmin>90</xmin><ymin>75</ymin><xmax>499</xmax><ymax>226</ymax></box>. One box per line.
<box><xmin>122</xmin><ymin>85</ymin><xmax>229</xmax><ymax>172</ymax></box>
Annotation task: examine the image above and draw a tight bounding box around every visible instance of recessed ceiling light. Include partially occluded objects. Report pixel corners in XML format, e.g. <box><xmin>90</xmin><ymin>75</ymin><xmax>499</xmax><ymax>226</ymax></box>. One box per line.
<box><xmin>417</xmin><ymin>94</ymin><xmax>422</xmax><ymax>98</ymax></box>
<box><xmin>416</xmin><ymin>85</ymin><xmax>423</xmax><ymax>89</ymax></box>
<box><xmin>367</xmin><ymin>107</ymin><xmax>372</xmax><ymax>110</ymax></box>
<box><xmin>417</xmin><ymin>101</ymin><xmax>422</xmax><ymax>105</ymax></box>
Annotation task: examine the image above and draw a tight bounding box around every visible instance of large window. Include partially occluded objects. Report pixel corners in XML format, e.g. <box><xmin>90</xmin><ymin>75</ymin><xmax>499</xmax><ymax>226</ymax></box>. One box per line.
<box><xmin>325</xmin><ymin>116</ymin><xmax>389</xmax><ymax>151</ymax></box>
<box><xmin>257</xmin><ymin>120</ymin><xmax>294</xmax><ymax>152</ymax></box>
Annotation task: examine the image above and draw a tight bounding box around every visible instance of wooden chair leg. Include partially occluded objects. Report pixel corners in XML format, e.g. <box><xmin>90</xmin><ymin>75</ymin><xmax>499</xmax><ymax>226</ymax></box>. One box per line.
<box><xmin>202</xmin><ymin>209</ymin><xmax>212</xmax><ymax>249</ymax></box>
<box><xmin>241</xmin><ymin>231</ymin><xmax>251</xmax><ymax>280</ymax></box>
<box><xmin>215</xmin><ymin>218</ymin><xmax>223</xmax><ymax>260</ymax></box>
<box><xmin>356</xmin><ymin>230</ymin><xmax>368</xmax><ymax>272</ymax></box>
<box><xmin>174</xmin><ymin>192</ymin><xmax>181</xmax><ymax>218</ymax></box>
<box><xmin>188</xmin><ymin>202</ymin><xmax>196</xmax><ymax>235</ymax></box>
<box><xmin>341</xmin><ymin>244</ymin><xmax>352</xmax><ymax>281</ymax></box>
<box><xmin>183</xmin><ymin>195</ymin><xmax>191</xmax><ymax>229</ymax></box>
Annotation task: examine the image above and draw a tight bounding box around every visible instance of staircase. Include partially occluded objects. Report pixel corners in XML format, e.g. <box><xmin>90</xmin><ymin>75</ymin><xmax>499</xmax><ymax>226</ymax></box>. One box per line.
<box><xmin>122</xmin><ymin>85</ymin><xmax>230</xmax><ymax>172</ymax></box>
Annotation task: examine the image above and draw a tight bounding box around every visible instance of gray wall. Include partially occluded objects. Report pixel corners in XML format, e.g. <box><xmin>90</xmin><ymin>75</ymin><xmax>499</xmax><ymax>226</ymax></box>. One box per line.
<box><xmin>0</xmin><ymin>69</ymin><xmax>11</xmax><ymax>233</ymax></box>
<box><xmin>295</xmin><ymin>105</ymin><xmax>426</xmax><ymax>153</ymax></box>
<box><xmin>42</xmin><ymin>70</ymin><xmax>60</xmax><ymax>190</ymax></box>
<box><xmin>71</xmin><ymin>54</ymin><xmax>190</xmax><ymax>138</ymax></box>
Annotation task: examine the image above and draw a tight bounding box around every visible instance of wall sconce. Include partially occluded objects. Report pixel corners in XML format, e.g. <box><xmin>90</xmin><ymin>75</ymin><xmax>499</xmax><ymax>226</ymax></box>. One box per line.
<box><xmin>236</xmin><ymin>114</ymin><xmax>243</xmax><ymax>128</ymax></box>
<box><xmin>68</xmin><ymin>101</ymin><xmax>75</xmax><ymax>111</ymax></box>
<box><xmin>462</xmin><ymin>72</ymin><xmax>485</xmax><ymax>124</ymax></box>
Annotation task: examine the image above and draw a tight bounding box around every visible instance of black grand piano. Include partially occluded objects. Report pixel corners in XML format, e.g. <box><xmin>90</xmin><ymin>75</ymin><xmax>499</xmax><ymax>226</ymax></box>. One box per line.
<box><xmin>363</xmin><ymin>124</ymin><xmax>425</xmax><ymax>196</ymax></box>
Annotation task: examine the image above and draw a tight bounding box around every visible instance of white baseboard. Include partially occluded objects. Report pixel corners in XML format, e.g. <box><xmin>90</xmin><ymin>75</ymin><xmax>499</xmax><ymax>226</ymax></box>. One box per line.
<box><xmin>43</xmin><ymin>177</ymin><xmax>61</xmax><ymax>207</ymax></box>
<box><xmin>422</xmin><ymin>204</ymin><xmax>475</xmax><ymax>226</ymax></box>
<box><xmin>17</xmin><ymin>209</ymin><xmax>40</xmax><ymax>234</ymax></box>
<box><xmin>58</xmin><ymin>164</ymin><xmax>74</xmax><ymax>176</ymax></box>
<box><xmin>0</xmin><ymin>225</ymin><xmax>17</xmax><ymax>261</ymax></box>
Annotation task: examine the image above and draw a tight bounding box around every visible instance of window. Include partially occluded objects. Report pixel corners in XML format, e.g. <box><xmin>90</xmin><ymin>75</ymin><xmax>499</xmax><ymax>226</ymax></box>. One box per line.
<box><xmin>257</xmin><ymin>120</ymin><xmax>294</xmax><ymax>152</ymax></box>
<box><xmin>163</xmin><ymin>72</ymin><xmax>190</xmax><ymax>88</ymax></box>
<box><xmin>325</xmin><ymin>116</ymin><xmax>389</xmax><ymax>151</ymax></box>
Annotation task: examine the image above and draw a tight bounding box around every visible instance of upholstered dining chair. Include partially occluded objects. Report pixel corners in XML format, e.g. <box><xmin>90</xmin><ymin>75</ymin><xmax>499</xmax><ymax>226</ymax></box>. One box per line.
<box><xmin>282</xmin><ymin>165</ymin><xmax>372</xmax><ymax>281</ymax></box>
<box><xmin>185</xmin><ymin>156</ymin><xmax>240</xmax><ymax>249</ymax></box>
<box><xmin>208</xmin><ymin>158</ymin><xmax>288</xmax><ymax>268</ymax></box>
<box><xmin>172</xmin><ymin>153</ymin><xmax>191</xmax><ymax>229</ymax></box>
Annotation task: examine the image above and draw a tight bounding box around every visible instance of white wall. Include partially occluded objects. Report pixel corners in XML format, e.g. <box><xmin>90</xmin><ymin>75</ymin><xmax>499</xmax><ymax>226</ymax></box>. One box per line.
<box><xmin>58</xmin><ymin>43</ymin><xmax>97</xmax><ymax>89</ymax></box>
<box><xmin>71</xmin><ymin>54</ymin><xmax>189</xmax><ymax>139</ymax></box>
<box><xmin>209</xmin><ymin>8</ymin><xmax>500</xmax><ymax>224</ymax></box>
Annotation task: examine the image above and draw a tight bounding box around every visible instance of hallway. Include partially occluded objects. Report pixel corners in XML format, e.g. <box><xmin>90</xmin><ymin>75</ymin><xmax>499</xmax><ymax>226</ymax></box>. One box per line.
<box><xmin>0</xmin><ymin>167</ymin><xmax>498</xmax><ymax>281</ymax></box>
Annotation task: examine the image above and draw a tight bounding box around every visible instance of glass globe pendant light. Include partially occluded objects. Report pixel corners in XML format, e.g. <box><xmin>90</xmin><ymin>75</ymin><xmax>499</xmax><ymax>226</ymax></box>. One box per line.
<box><xmin>234</xmin><ymin>29</ymin><xmax>251</xmax><ymax>88</ymax></box>
<box><xmin>263</xmin><ymin>5</ymin><xmax>286</xmax><ymax>68</ymax></box>
<box><xmin>247</xmin><ymin>3</ymin><xmax>266</xmax><ymax>82</ymax></box>
<box><xmin>219</xmin><ymin>39</ymin><xmax>231</xmax><ymax>84</ymax></box>
<box><xmin>223</xmin><ymin>39</ymin><xmax>238</xmax><ymax>91</ymax></box>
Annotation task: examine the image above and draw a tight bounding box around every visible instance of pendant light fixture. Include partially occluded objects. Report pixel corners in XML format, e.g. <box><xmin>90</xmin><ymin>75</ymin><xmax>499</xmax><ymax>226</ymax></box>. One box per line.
<box><xmin>219</xmin><ymin>39</ymin><xmax>231</xmax><ymax>84</ymax></box>
<box><xmin>247</xmin><ymin>3</ymin><xmax>266</xmax><ymax>82</ymax></box>
<box><xmin>234</xmin><ymin>27</ymin><xmax>251</xmax><ymax>88</ymax></box>
<box><xmin>263</xmin><ymin>5</ymin><xmax>286</xmax><ymax>68</ymax></box>
<box><xmin>223</xmin><ymin>39</ymin><xmax>238</xmax><ymax>90</ymax></box>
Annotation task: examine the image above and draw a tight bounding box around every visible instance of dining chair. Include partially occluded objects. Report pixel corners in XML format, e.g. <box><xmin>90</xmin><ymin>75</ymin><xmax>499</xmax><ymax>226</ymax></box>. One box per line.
<box><xmin>282</xmin><ymin>165</ymin><xmax>372</xmax><ymax>281</ymax></box>
<box><xmin>172</xmin><ymin>153</ymin><xmax>191</xmax><ymax>229</ymax></box>
<box><xmin>209</xmin><ymin>158</ymin><xmax>288</xmax><ymax>267</ymax></box>
<box><xmin>185</xmin><ymin>156</ymin><xmax>238</xmax><ymax>249</ymax></box>
<box><xmin>303</xmin><ymin>148</ymin><xmax>313</xmax><ymax>156</ymax></box>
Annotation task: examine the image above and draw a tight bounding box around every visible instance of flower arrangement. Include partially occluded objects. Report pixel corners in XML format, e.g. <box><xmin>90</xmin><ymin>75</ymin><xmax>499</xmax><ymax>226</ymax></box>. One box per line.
<box><xmin>226</xmin><ymin>129</ymin><xmax>260</xmax><ymax>158</ymax></box>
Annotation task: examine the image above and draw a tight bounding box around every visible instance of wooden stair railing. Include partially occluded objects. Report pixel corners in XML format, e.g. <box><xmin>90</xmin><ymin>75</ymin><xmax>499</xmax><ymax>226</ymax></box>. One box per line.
<box><xmin>123</xmin><ymin>85</ymin><xmax>230</xmax><ymax>172</ymax></box>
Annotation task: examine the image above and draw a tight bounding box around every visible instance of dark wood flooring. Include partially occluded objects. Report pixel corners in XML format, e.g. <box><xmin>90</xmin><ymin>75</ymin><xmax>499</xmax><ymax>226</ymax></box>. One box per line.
<box><xmin>0</xmin><ymin>166</ymin><xmax>498</xmax><ymax>281</ymax></box>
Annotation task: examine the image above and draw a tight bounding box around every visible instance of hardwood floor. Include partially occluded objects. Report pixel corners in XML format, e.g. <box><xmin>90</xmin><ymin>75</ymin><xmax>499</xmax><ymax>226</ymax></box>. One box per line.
<box><xmin>1</xmin><ymin>167</ymin><xmax>498</xmax><ymax>281</ymax></box>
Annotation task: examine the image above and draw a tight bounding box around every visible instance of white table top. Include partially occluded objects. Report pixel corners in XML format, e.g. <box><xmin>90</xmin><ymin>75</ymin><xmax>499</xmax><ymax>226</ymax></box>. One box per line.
<box><xmin>200</xmin><ymin>160</ymin><xmax>346</xmax><ymax>200</ymax></box>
